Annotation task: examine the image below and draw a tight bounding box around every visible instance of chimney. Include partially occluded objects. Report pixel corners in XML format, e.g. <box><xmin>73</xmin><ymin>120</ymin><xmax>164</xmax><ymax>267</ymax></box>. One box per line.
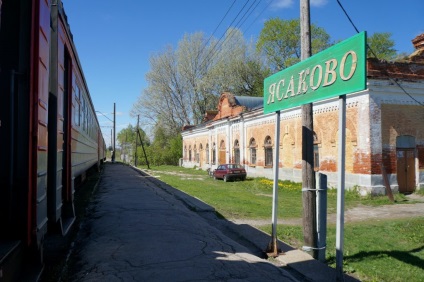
<box><xmin>409</xmin><ymin>33</ymin><xmax>424</xmax><ymax>63</ymax></box>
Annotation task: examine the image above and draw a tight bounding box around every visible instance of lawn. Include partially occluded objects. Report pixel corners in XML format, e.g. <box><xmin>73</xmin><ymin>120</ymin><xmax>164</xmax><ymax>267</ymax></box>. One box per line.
<box><xmin>142</xmin><ymin>165</ymin><xmax>424</xmax><ymax>281</ymax></box>
<box><xmin>144</xmin><ymin>165</ymin><xmax>407</xmax><ymax>220</ymax></box>
<box><xmin>261</xmin><ymin>218</ymin><xmax>424</xmax><ymax>282</ymax></box>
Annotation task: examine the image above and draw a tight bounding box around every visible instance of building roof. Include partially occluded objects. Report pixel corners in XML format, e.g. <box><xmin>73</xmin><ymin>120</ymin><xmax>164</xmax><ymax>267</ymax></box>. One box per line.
<box><xmin>233</xmin><ymin>96</ymin><xmax>263</xmax><ymax>110</ymax></box>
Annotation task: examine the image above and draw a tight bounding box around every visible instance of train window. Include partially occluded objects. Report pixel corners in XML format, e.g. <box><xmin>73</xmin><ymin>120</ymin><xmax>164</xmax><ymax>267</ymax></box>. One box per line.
<box><xmin>81</xmin><ymin>96</ymin><xmax>85</xmax><ymax>130</ymax></box>
<box><xmin>74</xmin><ymin>86</ymin><xmax>81</xmax><ymax>126</ymax></box>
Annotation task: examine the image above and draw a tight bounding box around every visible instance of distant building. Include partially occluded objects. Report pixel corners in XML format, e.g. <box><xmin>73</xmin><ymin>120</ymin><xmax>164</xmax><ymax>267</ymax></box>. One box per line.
<box><xmin>182</xmin><ymin>34</ymin><xmax>424</xmax><ymax>194</ymax></box>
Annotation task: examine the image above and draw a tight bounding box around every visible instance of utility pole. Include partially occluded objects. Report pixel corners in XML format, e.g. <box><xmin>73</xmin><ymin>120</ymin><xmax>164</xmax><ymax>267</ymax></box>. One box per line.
<box><xmin>137</xmin><ymin>115</ymin><xmax>150</xmax><ymax>169</ymax></box>
<box><xmin>112</xmin><ymin>102</ymin><xmax>116</xmax><ymax>162</ymax></box>
<box><xmin>300</xmin><ymin>0</ymin><xmax>317</xmax><ymax>259</ymax></box>
<box><xmin>135</xmin><ymin>119</ymin><xmax>138</xmax><ymax>167</ymax></box>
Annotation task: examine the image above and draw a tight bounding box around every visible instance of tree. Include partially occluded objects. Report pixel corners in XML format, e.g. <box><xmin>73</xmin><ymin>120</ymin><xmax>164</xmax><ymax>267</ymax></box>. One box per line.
<box><xmin>367</xmin><ymin>32</ymin><xmax>397</xmax><ymax>61</ymax></box>
<box><xmin>131</xmin><ymin>29</ymin><xmax>270</xmax><ymax>136</ymax></box>
<box><xmin>203</xmin><ymin>29</ymin><xmax>270</xmax><ymax>97</ymax></box>
<box><xmin>147</xmin><ymin>123</ymin><xmax>182</xmax><ymax>166</ymax></box>
<box><xmin>117</xmin><ymin>124</ymin><xmax>150</xmax><ymax>164</ymax></box>
<box><xmin>256</xmin><ymin>18</ymin><xmax>332</xmax><ymax>72</ymax></box>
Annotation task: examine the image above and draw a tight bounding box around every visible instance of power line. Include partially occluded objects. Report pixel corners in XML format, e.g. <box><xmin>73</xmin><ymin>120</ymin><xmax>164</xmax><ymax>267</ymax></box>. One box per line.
<box><xmin>201</xmin><ymin>0</ymin><xmax>237</xmax><ymax>55</ymax></box>
<box><xmin>199</xmin><ymin>0</ymin><xmax>252</xmax><ymax>69</ymax></box>
<box><xmin>96</xmin><ymin>110</ymin><xmax>114</xmax><ymax>122</ymax></box>
<box><xmin>245</xmin><ymin>0</ymin><xmax>275</xmax><ymax>33</ymax></box>
<box><xmin>336</xmin><ymin>0</ymin><xmax>424</xmax><ymax>107</ymax></box>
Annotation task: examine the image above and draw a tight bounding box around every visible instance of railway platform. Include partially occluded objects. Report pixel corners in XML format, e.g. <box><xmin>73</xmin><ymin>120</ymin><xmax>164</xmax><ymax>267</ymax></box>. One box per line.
<box><xmin>65</xmin><ymin>162</ymin><xmax>357</xmax><ymax>281</ymax></box>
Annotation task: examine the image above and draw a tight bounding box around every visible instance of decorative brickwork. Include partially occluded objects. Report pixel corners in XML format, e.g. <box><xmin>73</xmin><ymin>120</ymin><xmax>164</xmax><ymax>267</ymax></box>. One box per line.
<box><xmin>182</xmin><ymin>34</ymin><xmax>424</xmax><ymax>193</ymax></box>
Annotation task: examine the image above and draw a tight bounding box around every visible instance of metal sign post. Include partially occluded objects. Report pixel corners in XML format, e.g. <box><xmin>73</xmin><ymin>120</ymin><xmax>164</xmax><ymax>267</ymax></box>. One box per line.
<box><xmin>336</xmin><ymin>95</ymin><xmax>346</xmax><ymax>279</ymax></box>
<box><xmin>268</xmin><ymin>110</ymin><xmax>281</xmax><ymax>256</ymax></box>
<box><xmin>262</xmin><ymin>31</ymin><xmax>366</xmax><ymax>266</ymax></box>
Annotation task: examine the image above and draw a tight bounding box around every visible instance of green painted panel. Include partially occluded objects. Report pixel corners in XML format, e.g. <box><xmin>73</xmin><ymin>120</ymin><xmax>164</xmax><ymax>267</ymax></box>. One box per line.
<box><xmin>264</xmin><ymin>31</ymin><xmax>367</xmax><ymax>113</ymax></box>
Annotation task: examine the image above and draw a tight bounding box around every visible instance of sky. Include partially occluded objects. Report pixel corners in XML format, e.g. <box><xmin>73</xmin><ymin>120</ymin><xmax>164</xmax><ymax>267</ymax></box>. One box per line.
<box><xmin>62</xmin><ymin>0</ymin><xmax>423</xmax><ymax>147</ymax></box>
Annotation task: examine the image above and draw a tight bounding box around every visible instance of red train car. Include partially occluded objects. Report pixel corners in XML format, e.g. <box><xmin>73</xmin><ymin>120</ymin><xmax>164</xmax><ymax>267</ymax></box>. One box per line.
<box><xmin>0</xmin><ymin>0</ymin><xmax>105</xmax><ymax>280</ymax></box>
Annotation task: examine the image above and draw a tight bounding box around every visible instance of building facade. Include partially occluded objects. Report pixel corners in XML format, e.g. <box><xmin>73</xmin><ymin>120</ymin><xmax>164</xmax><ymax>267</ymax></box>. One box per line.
<box><xmin>182</xmin><ymin>34</ymin><xmax>424</xmax><ymax>194</ymax></box>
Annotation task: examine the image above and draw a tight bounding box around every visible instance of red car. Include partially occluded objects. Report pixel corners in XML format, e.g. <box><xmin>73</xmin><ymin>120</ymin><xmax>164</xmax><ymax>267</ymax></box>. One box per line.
<box><xmin>213</xmin><ymin>164</ymin><xmax>247</xmax><ymax>182</ymax></box>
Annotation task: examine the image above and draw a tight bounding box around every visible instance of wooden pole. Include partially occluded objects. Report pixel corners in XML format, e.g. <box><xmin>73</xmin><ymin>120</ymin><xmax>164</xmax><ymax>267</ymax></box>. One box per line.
<box><xmin>135</xmin><ymin>115</ymin><xmax>139</xmax><ymax>166</ymax></box>
<box><xmin>136</xmin><ymin>116</ymin><xmax>150</xmax><ymax>169</ymax></box>
<box><xmin>300</xmin><ymin>0</ymin><xmax>317</xmax><ymax>259</ymax></box>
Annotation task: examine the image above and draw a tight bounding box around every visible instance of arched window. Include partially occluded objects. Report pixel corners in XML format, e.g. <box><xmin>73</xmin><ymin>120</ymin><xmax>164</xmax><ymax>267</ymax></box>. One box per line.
<box><xmin>234</xmin><ymin>139</ymin><xmax>240</xmax><ymax>164</ymax></box>
<box><xmin>189</xmin><ymin>145</ymin><xmax>192</xmax><ymax>162</ymax></box>
<box><xmin>212</xmin><ymin>142</ymin><xmax>216</xmax><ymax>164</ymax></box>
<box><xmin>198</xmin><ymin>144</ymin><xmax>203</xmax><ymax>163</ymax></box>
<box><xmin>206</xmin><ymin>143</ymin><xmax>209</xmax><ymax>164</ymax></box>
<box><xmin>249</xmin><ymin>138</ymin><xmax>257</xmax><ymax>165</ymax></box>
<box><xmin>194</xmin><ymin>145</ymin><xmax>198</xmax><ymax>163</ymax></box>
<box><xmin>264</xmin><ymin>136</ymin><xmax>273</xmax><ymax>166</ymax></box>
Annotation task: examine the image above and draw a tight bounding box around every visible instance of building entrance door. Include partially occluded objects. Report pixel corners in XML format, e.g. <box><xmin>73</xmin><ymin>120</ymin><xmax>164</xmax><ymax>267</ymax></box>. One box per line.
<box><xmin>219</xmin><ymin>150</ymin><xmax>226</xmax><ymax>165</ymax></box>
<box><xmin>397</xmin><ymin>149</ymin><xmax>415</xmax><ymax>193</ymax></box>
<box><xmin>396</xmin><ymin>135</ymin><xmax>416</xmax><ymax>194</ymax></box>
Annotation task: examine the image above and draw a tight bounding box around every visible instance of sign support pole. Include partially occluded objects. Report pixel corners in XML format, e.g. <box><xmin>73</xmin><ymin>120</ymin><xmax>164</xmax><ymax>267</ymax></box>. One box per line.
<box><xmin>267</xmin><ymin>110</ymin><xmax>281</xmax><ymax>256</ymax></box>
<box><xmin>300</xmin><ymin>0</ymin><xmax>317</xmax><ymax>259</ymax></box>
<box><xmin>336</xmin><ymin>95</ymin><xmax>346</xmax><ymax>280</ymax></box>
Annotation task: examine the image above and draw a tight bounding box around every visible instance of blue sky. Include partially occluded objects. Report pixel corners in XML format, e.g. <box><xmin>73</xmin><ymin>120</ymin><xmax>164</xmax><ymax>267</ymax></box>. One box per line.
<box><xmin>62</xmin><ymin>0</ymin><xmax>423</xmax><ymax>147</ymax></box>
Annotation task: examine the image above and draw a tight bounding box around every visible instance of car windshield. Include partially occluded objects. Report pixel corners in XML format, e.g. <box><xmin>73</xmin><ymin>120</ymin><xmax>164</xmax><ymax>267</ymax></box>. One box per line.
<box><xmin>228</xmin><ymin>164</ymin><xmax>243</xmax><ymax>169</ymax></box>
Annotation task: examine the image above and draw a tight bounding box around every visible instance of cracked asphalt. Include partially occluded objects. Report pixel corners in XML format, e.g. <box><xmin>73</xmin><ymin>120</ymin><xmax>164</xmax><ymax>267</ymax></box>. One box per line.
<box><xmin>67</xmin><ymin>163</ymin><xmax>298</xmax><ymax>281</ymax></box>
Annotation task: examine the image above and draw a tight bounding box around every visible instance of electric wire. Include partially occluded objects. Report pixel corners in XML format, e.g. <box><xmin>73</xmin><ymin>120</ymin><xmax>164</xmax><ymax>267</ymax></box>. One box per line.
<box><xmin>199</xmin><ymin>0</ymin><xmax>252</xmax><ymax>69</ymax></box>
<box><xmin>336</xmin><ymin>0</ymin><xmax>424</xmax><ymax>107</ymax></box>
<box><xmin>199</xmin><ymin>0</ymin><xmax>237</xmax><ymax>59</ymax></box>
<box><xmin>202</xmin><ymin>0</ymin><xmax>260</xmax><ymax>67</ymax></box>
<box><xmin>245</xmin><ymin>0</ymin><xmax>275</xmax><ymax>33</ymax></box>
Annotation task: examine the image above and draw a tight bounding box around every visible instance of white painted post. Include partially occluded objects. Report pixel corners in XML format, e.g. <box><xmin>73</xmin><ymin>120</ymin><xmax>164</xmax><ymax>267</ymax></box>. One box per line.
<box><xmin>336</xmin><ymin>95</ymin><xmax>346</xmax><ymax>279</ymax></box>
<box><xmin>269</xmin><ymin>110</ymin><xmax>281</xmax><ymax>255</ymax></box>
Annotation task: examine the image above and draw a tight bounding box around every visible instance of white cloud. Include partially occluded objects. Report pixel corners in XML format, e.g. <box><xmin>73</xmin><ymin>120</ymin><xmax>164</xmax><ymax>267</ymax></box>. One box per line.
<box><xmin>311</xmin><ymin>0</ymin><xmax>328</xmax><ymax>7</ymax></box>
<box><xmin>271</xmin><ymin>0</ymin><xmax>294</xmax><ymax>9</ymax></box>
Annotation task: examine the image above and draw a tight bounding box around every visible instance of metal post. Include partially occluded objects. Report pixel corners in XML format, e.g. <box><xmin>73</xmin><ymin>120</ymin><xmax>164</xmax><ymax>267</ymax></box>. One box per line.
<box><xmin>336</xmin><ymin>95</ymin><xmax>346</xmax><ymax>280</ymax></box>
<box><xmin>316</xmin><ymin>173</ymin><xmax>327</xmax><ymax>262</ymax></box>
<box><xmin>267</xmin><ymin>110</ymin><xmax>281</xmax><ymax>256</ymax></box>
<box><xmin>112</xmin><ymin>102</ymin><xmax>116</xmax><ymax>162</ymax></box>
<box><xmin>300</xmin><ymin>0</ymin><xmax>317</xmax><ymax>259</ymax></box>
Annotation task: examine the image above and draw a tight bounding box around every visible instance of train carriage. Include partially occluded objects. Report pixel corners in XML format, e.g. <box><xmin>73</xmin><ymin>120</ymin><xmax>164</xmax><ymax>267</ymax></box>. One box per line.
<box><xmin>0</xmin><ymin>0</ymin><xmax>105</xmax><ymax>280</ymax></box>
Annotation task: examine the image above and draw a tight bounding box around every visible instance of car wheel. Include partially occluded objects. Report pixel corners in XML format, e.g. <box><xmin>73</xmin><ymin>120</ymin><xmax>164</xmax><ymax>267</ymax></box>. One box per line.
<box><xmin>224</xmin><ymin>175</ymin><xmax>228</xmax><ymax>182</ymax></box>
<box><xmin>241</xmin><ymin>176</ymin><xmax>246</xmax><ymax>181</ymax></box>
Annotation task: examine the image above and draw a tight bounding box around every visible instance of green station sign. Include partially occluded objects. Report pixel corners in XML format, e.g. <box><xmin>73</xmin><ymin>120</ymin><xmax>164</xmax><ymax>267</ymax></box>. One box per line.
<box><xmin>263</xmin><ymin>31</ymin><xmax>367</xmax><ymax>114</ymax></box>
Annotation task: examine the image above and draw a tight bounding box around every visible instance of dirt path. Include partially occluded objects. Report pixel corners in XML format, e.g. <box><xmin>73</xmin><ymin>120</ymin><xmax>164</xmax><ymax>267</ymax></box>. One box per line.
<box><xmin>231</xmin><ymin>194</ymin><xmax>424</xmax><ymax>227</ymax></box>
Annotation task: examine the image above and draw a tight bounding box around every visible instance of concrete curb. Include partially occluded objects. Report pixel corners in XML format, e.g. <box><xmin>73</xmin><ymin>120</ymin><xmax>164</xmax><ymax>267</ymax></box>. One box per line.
<box><xmin>130</xmin><ymin>164</ymin><xmax>359</xmax><ymax>282</ymax></box>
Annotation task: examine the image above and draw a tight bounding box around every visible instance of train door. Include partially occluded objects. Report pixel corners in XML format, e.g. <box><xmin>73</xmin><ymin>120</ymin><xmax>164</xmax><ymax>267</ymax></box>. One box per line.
<box><xmin>396</xmin><ymin>135</ymin><xmax>416</xmax><ymax>194</ymax></box>
<box><xmin>61</xmin><ymin>48</ymin><xmax>76</xmax><ymax>233</ymax></box>
<box><xmin>27</xmin><ymin>0</ymin><xmax>51</xmax><ymax>254</ymax></box>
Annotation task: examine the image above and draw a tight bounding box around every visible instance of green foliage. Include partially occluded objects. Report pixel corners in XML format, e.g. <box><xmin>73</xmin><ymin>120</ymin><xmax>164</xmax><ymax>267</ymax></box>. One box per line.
<box><xmin>132</xmin><ymin>29</ymin><xmax>269</xmax><ymax>132</ymax></box>
<box><xmin>138</xmin><ymin>128</ymin><xmax>182</xmax><ymax>166</ymax></box>
<box><xmin>367</xmin><ymin>32</ymin><xmax>397</xmax><ymax>61</ymax></box>
<box><xmin>256</xmin><ymin>18</ymin><xmax>331</xmax><ymax>72</ymax></box>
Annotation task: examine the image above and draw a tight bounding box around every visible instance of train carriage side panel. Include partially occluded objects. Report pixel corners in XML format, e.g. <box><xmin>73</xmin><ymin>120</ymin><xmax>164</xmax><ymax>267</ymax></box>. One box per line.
<box><xmin>70</xmin><ymin>84</ymin><xmax>99</xmax><ymax>182</ymax></box>
<box><xmin>29</xmin><ymin>0</ymin><xmax>51</xmax><ymax>249</ymax></box>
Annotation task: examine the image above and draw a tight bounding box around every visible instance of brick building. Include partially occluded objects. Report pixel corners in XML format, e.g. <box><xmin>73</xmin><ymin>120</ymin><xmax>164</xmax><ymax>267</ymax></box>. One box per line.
<box><xmin>181</xmin><ymin>34</ymin><xmax>424</xmax><ymax>194</ymax></box>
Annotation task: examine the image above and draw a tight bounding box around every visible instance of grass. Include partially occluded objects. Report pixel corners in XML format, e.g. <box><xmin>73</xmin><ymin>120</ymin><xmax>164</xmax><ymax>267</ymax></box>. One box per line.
<box><xmin>144</xmin><ymin>165</ymin><xmax>406</xmax><ymax>220</ymax></box>
<box><xmin>142</xmin><ymin>165</ymin><xmax>424</xmax><ymax>282</ymax></box>
<box><xmin>261</xmin><ymin>218</ymin><xmax>424</xmax><ymax>282</ymax></box>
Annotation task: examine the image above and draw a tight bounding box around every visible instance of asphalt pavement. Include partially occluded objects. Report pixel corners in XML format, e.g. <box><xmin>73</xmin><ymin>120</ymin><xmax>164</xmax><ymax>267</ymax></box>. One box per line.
<box><xmin>67</xmin><ymin>162</ymin><xmax>358</xmax><ymax>281</ymax></box>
